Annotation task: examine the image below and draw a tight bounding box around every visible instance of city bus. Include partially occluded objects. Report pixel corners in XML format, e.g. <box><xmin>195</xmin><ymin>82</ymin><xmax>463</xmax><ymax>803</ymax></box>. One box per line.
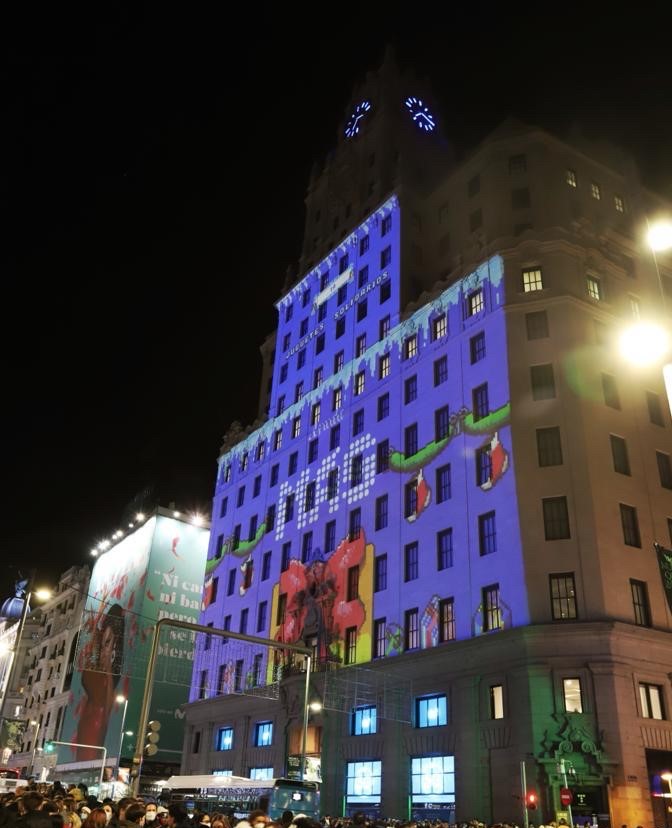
<box><xmin>161</xmin><ymin>775</ymin><xmax>320</xmax><ymax>820</ymax></box>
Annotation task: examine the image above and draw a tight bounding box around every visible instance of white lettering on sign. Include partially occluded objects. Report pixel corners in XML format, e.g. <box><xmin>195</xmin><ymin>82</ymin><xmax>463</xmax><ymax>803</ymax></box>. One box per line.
<box><xmin>285</xmin><ymin>322</ymin><xmax>326</xmax><ymax>359</ymax></box>
<box><xmin>334</xmin><ymin>272</ymin><xmax>387</xmax><ymax>320</ymax></box>
<box><xmin>313</xmin><ymin>267</ymin><xmax>354</xmax><ymax>311</ymax></box>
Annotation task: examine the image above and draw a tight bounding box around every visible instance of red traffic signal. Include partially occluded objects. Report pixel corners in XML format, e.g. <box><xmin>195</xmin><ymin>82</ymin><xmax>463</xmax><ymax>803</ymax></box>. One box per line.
<box><xmin>526</xmin><ymin>791</ymin><xmax>538</xmax><ymax>810</ymax></box>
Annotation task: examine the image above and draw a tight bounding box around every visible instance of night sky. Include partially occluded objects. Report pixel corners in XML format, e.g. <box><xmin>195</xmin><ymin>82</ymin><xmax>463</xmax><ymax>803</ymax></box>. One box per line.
<box><xmin>4</xmin><ymin>5</ymin><xmax>671</xmax><ymax>598</ymax></box>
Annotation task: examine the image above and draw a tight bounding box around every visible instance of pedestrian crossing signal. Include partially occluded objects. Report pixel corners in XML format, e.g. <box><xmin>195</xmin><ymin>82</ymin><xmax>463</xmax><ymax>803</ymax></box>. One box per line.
<box><xmin>526</xmin><ymin>791</ymin><xmax>538</xmax><ymax>810</ymax></box>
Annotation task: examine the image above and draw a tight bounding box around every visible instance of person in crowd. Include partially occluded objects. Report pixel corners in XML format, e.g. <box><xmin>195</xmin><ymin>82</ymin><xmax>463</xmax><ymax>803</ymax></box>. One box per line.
<box><xmin>81</xmin><ymin>810</ymin><xmax>108</xmax><ymax>828</ymax></box>
<box><xmin>165</xmin><ymin>806</ymin><xmax>190</xmax><ymax>828</ymax></box>
<box><xmin>143</xmin><ymin>806</ymin><xmax>157</xmax><ymax>825</ymax></box>
<box><xmin>16</xmin><ymin>793</ymin><xmax>54</xmax><ymax>828</ymax></box>
<box><xmin>281</xmin><ymin>813</ymin><xmax>293</xmax><ymax>828</ymax></box>
<box><xmin>122</xmin><ymin>805</ymin><xmax>146</xmax><ymax>828</ymax></box>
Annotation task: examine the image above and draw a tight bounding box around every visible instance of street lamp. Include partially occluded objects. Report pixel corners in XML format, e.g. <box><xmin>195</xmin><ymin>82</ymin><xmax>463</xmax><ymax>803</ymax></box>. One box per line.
<box><xmin>0</xmin><ymin>572</ymin><xmax>52</xmax><ymax>726</ymax></box>
<box><xmin>114</xmin><ymin>695</ymin><xmax>129</xmax><ymax>786</ymax></box>
<box><xmin>618</xmin><ymin>218</ymin><xmax>672</xmax><ymax>418</ymax></box>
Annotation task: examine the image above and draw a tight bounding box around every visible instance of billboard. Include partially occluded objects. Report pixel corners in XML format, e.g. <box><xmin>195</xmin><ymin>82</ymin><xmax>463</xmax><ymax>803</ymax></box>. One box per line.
<box><xmin>60</xmin><ymin>514</ymin><xmax>209</xmax><ymax>770</ymax></box>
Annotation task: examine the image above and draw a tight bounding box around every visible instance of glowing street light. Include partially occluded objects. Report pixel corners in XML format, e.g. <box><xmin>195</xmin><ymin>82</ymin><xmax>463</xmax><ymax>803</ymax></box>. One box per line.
<box><xmin>648</xmin><ymin>220</ymin><xmax>672</xmax><ymax>253</ymax></box>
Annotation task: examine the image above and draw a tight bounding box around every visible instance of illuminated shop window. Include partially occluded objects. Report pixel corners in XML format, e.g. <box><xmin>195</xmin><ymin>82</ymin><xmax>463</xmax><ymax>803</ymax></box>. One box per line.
<box><xmin>346</xmin><ymin>760</ymin><xmax>382</xmax><ymax>805</ymax></box>
<box><xmin>216</xmin><ymin>727</ymin><xmax>234</xmax><ymax>751</ymax></box>
<box><xmin>250</xmin><ymin>767</ymin><xmax>274</xmax><ymax>780</ymax></box>
<box><xmin>566</xmin><ymin>169</ymin><xmax>577</xmax><ymax>188</ymax></box>
<box><xmin>522</xmin><ymin>267</ymin><xmax>543</xmax><ymax>292</ymax></box>
<box><xmin>587</xmin><ymin>275</ymin><xmax>601</xmax><ymax>300</ymax></box>
<box><xmin>254</xmin><ymin>721</ymin><xmax>273</xmax><ymax>747</ymax></box>
<box><xmin>563</xmin><ymin>678</ymin><xmax>583</xmax><ymax>713</ymax></box>
<box><xmin>410</xmin><ymin>755</ymin><xmax>455</xmax><ymax>809</ymax></box>
<box><xmin>351</xmin><ymin>705</ymin><xmax>377</xmax><ymax>735</ymax></box>
<box><xmin>416</xmin><ymin>694</ymin><xmax>447</xmax><ymax>728</ymax></box>
<box><xmin>591</xmin><ymin>182</ymin><xmax>601</xmax><ymax>200</ymax></box>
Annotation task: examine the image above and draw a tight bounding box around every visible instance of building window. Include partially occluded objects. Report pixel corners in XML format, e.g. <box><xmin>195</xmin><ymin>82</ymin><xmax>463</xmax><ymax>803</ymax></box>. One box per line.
<box><xmin>227</xmin><ymin>568</ymin><xmax>236</xmax><ymax>597</ymax></box>
<box><xmin>337</xmin><ymin>283</ymin><xmax>348</xmax><ymax>306</ymax></box>
<box><xmin>352</xmin><ymin>408</ymin><xmax>364</xmax><ymax>436</ymax></box>
<box><xmin>589</xmin><ymin>181</ymin><xmax>601</xmax><ymax>200</ymax></box>
<box><xmin>354</xmin><ymin>371</ymin><xmax>365</xmax><ymax>395</ymax></box>
<box><xmin>376</xmin><ymin>439</ymin><xmax>390</xmax><ymax>473</ymax></box>
<box><xmin>346</xmin><ymin>761</ymin><xmax>382</xmax><ymax>807</ymax></box>
<box><xmin>297</xmin><ymin>349</ymin><xmax>306</xmax><ymax>369</ymax></box>
<box><xmin>482</xmin><ymin>584</ymin><xmax>502</xmax><ymax>632</ymax></box>
<box><xmin>376</xmin><ymin>353</ymin><xmax>391</xmax><ymax>382</ymax></box>
<box><xmin>566</xmin><ymin>169</ymin><xmax>577</xmax><ymax>188</ymax></box>
<box><xmin>434</xmin><ymin>355</ymin><xmax>448</xmax><ymax>386</ymax></box>
<box><xmin>526</xmin><ymin>310</ymin><xmax>549</xmax><ymax>340</ymax></box>
<box><xmin>416</xmin><ymin>694</ymin><xmax>447</xmax><ymax>728</ymax></box>
<box><xmin>285</xmin><ymin>304</ymin><xmax>293</xmax><ymax>322</ymax></box>
<box><xmin>313</xmin><ymin>366</ymin><xmax>323</xmax><ymax>390</ymax></box>
<box><xmin>374</xmin><ymin>555</ymin><xmax>387</xmax><ymax>592</ymax></box>
<box><xmin>436</xmin><ymin>464</ymin><xmax>451</xmax><ymax>503</ymax></box>
<box><xmin>324</xmin><ymin>521</ymin><xmax>336</xmax><ymax>554</ymax></box>
<box><xmin>531</xmin><ymin>364</ymin><xmax>556</xmax><ymax>400</ymax></box>
<box><xmin>437</xmin><ymin>528</ymin><xmax>453</xmax><ymax>571</ymax></box>
<box><xmin>620</xmin><ymin>503</ymin><xmax>641</xmax><ymax>547</ymax></box>
<box><xmin>537</xmin><ymin>427</ymin><xmax>563</xmax><ymax>466</ymax></box>
<box><xmin>303</xmin><ymin>288</ymin><xmax>310</xmax><ymax>307</ymax></box>
<box><xmin>405</xmin><ymin>424</ymin><xmax>418</xmax><ymax>458</ymax></box>
<box><xmin>279</xmin><ymin>364</ymin><xmax>288</xmax><ymax>384</ymax></box>
<box><xmin>509</xmin><ymin>154</ymin><xmax>527</xmax><ymax>173</ymax></box>
<box><xmin>333</xmin><ymin>385</ymin><xmax>343</xmax><ymax>410</ymax></box>
<box><xmin>380</xmin><ymin>246</ymin><xmax>392</xmax><ymax>268</ymax></box>
<box><xmin>470</xmin><ymin>331</ymin><xmax>486</xmax><ymax>363</ymax></box>
<box><xmin>475</xmin><ymin>444</ymin><xmax>492</xmax><ymax>487</ymax></box>
<box><xmin>610</xmin><ymin>434</ymin><xmax>630</xmax><ymax>475</ymax></box>
<box><xmin>239</xmin><ymin>608</ymin><xmax>249</xmax><ymax>635</ymax></box>
<box><xmin>472</xmin><ymin>383</ymin><xmax>489</xmax><ymax>420</ymax></box>
<box><xmin>308</xmin><ymin>438</ymin><xmax>318</xmax><ymax>464</ymax></box>
<box><xmin>404</xmin><ymin>542</ymin><xmax>419</xmax><ymax>582</ymax></box>
<box><xmin>490</xmin><ymin>685</ymin><xmax>504</xmax><ymax>719</ymax></box>
<box><xmin>216</xmin><ymin>727</ymin><xmax>234</xmax><ymax>751</ymax></box>
<box><xmin>647</xmin><ymin>391</ymin><xmax>665</xmax><ymax>426</ymax></box>
<box><xmin>640</xmin><ymin>684</ymin><xmax>665</xmax><ymax>719</ymax></box>
<box><xmin>435</xmin><ymin>405</ymin><xmax>450</xmax><ymax>441</ymax></box>
<box><xmin>336</xmin><ymin>317</ymin><xmax>345</xmax><ymax>339</ymax></box>
<box><xmin>467</xmin><ymin>289</ymin><xmax>484</xmax><ymax>316</ymax></box>
<box><xmin>198</xmin><ymin>671</ymin><xmax>208</xmax><ymax>700</ymax></box>
<box><xmin>237</xmin><ymin>486</ymin><xmax>245</xmax><ymax>507</ymax></box>
<box><xmin>301</xmin><ymin>532</ymin><xmax>313</xmax><ymax>563</ymax></box>
<box><xmin>276</xmin><ymin>593</ymin><xmax>287</xmax><ymax>627</ymax></box>
<box><xmin>262</xmin><ymin>551</ymin><xmax>272</xmax><ymax>581</ymax></box>
<box><xmin>345</xmin><ymin>627</ymin><xmax>357</xmax><ymax>665</ymax></box>
<box><xmin>380</xmin><ymin>279</ymin><xmax>391</xmax><ymax>303</ymax></box>
<box><xmin>250</xmin><ymin>767</ymin><xmax>274</xmax><ymax>781</ymax></box>
<box><xmin>254</xmin><ymin>721</ymin><xmax>273</xmax><ymax>747</ymax></box>
<box><xmin>248</xmin><ymin>514</ymin><xmax>258</xmax><ymax>541</ymax></box>
<box><xmin>310</xmin><ymin>402</ymin><xmax>321</xmax><ymax>427</ymax></box>
<box><xmin>405</xmin><ymin>375</ymin><xmax>418</xmax><ymax>404</ymax></box>
<box><xmin>327</xmin><ymin>468</ymin><xmax>338</xmax><ymax>501</ymax></box>
<box><xmin>373</xmin><ymin>618</ymin><xmax>386</xmax><ymax>658</ymax></box>
<box><xmin>375</xmin><ymin>495</ymin><xmax>388</xmax><ymax>531</ymax></box>
<box><xmin>411</xmin><ymin>755</ymin><xmax>455</xmax><ymax>811</ymax></box>
<box><xmin>404</xmin><ymin>334</ymin><xmax>418</xmax><ymax>360</ymax></box>
<box><xmin>192</xmin><ymin>730</ymin><xmax>201</xmax><ymax>753</ymax></box>
<box><xmin>356</xmin><ymin>333</ymin><xmax>367</xmax><ymax>358</ymax></box>
<box><xmin>351</xmin><ymin>454</ymin><xmax>363</xmax><ymax>487</ymax></box>
<box><xmin>304</xmin><ymin>481</ymin><xmax>316</xmax><ymax>512</ymax></box>
<box><xmin>281</xmin><ymin>541</ymin><xmax>291</xmax><ymax>572</ymax></box>
<box><xmin>359</xmin><ymin>235</ymin><xmax>369</xmax><ymax>255</ymax></box>
<box><xmin>439</xmin><ymin>598</ymin><xmax>455</xmax><ymax>643</ymax></box>
<box><xmin>265</xmin><ymin>504</ymin><xmax>276</xmax><ymax>532</ymax></box>
<box><xmin>349</xmin><ymin>507</ymin><xmax>361</xmax><ymax>541</ymax></box>
<box><xmin>657</xmin><ymin>452</ymin><xmax>672</xmax><ymax>489</ymax></box>
<box><xmin>404</xmin><ymin>608</ymin><xmax>419</xmax><ymax>650</ymax></box>
<box><xmin>560</xmin><ymin>677</ymin><xmax>584</xmax><ymax>713</ymax></box>
<box><xmin>334</xmin><ymin>350</ymin><xmax>344</xmax><ymax>373</ymax></box>
<box><xmin>432</xmin><ymin>314</ymin><xmax>447</xmax><ymax>340</ymax></box>
<box><xmin>339</xmin><ymin>254</ymin><xmax>349</xmax><ymax>273</ymax></box>
<box><xmin>614</xmin><ymin>194</ymin><xmax>625</xmax><ymax>213</ymax></box>
<box><xmin>550</xmin><ymin>573</ymin><xmax>577</xmax><ymax>620</ymax></box>
<box><xmin>479</xmin><ymin>511</ymin><xmax>497</xmax><ymax>556</ymax></box>
<box><xmin>288</xmin><ymin>452</ymin><xmax>298</xmax><ymax>475</ymax></box>
<box><xmin>522</xmin><ymin>267</ymin><xmax>543</xmax><ymax>292</ymax></box>
<box><xmin>379</xmin><ymin>315</ymin><xmax>390</xmax><ymax>340</ymax></box>
<box><xmin>291</xmin><ymin>416</ymin><xmax>301</xmax><ymax>439</ymax></box>
<box><xmin>631</xmin><ymin>580</ymin><xmax>651</xmax><ymax>627</ymax></box>
<box><xmin>253</xmin><ymin>475</ymin><xmax>262</xmax><ymax>497</ymax></box>
<box><xmin>351</xmin><ymin>705</ymin><xmax>377</xmax><ymax>735</ymax></box>
<box><xmin>543</xmin><ymin>496</ymin><xmax>570</xmax><ymax>540</ymax></box>
<box><xmin>357</xmin><ymin>298</ymin><xmax>368</xmax><ymax>322</ymax></box>
<box><xmin>602</xmin><ymin>373</ymin><xmax>620</xmax><ymax>409</ymax></box>
<box><xmin>273</xmin><ymin>429</ymin><xmax>283</xmax><ymax>452</ymax></box>
<box><xmin>382</xmin><ymin>214</ymin><xmax>392</xmax><ymax>236</ymax></box>
<box><xmin>377</xmin><ymin>393</ymin><xmax>389</xmax><ymax>421</ymax></box>
<box><xmin>587</xmin><ymin>275</ymin><xmax>602</xmax><ymax>301</ymax></box>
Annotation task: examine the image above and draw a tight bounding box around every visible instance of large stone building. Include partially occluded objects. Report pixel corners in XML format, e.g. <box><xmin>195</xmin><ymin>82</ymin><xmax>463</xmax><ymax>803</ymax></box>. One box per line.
<box><xmin>7</xmin><ymin>565</ymin><xmax>90</xmax><ymax>779</ymax></box>
<box><xmin>183</xmin><ymin>52</ymin><xmax>672</xmax><ymax>827</ymax></box>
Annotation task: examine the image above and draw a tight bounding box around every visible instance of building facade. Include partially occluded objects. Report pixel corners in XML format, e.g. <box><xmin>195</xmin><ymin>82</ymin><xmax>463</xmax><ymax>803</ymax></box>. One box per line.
<box><xmin>184</xmin><ymin>54</ymin><xmax>672</xmax><ymax>827</ymax></box>
<box><xmin>7</xmin><ymin>565</ymin><xmax>90</xmax><ymax>778</ymax></box>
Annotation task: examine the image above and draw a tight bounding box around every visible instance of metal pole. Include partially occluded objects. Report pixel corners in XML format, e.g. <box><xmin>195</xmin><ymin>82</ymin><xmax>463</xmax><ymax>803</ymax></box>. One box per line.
<box><xmin>521</xmin><ymin>759</ymin><xmax>529</xmax><ymax>828</ymax></box>
<box><xmin>300</xmin><ymin>655</ymin><xmax>312</xmax><ymax>782</ymax></box>
<box><xmin>114</xmin><ymin>698</ymin><xmax>128</xmax><ymax>783</ymax></box>
<box><xmin>0</xmin><ymin>570</ymin><xmax>35</xmax><ymax>726</ymax></box>
<box><xmin>29</xmin><ymin>721</ymin><xmax>40</xmax><ymax>778</ymax></box>
<box><xmin>560</xmin><ymin>759</ymin><xmax>574</xmax><ymax>828</ymax></box>
<box><xmin>130</xmin><ymin>618</ymin><xmax>311</xmax><ymax>796</ymax></box>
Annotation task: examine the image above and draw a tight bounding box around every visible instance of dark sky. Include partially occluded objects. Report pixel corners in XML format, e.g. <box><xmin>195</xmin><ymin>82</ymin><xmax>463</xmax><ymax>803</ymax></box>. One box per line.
<box><xmin>3</xmin><ymin>4</ymin><xmax>671</xmax><ymax>598</ymax></box>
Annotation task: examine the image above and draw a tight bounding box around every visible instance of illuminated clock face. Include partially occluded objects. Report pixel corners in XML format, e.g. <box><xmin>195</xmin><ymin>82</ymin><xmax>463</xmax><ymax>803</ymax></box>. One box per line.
<box><xmin>344</xmin><ymin>100</ymin><xmax>372</xmax><ymax>138</ymax></box>
<box><xmin>404</xmin><ymin>96</ymin><xmax>436</xmax><ymax>132</ymax></box>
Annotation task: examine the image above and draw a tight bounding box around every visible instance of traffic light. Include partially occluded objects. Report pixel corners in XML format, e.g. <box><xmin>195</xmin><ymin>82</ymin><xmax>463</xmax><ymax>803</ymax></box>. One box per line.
<box><xmin>144</xmin><ymin>720</ymin><xmax>161</xmax><ymax>756</ymax></box>
<box><xmin>526</xmin><ymin>791</ymin><xmax>538</xmax><ymax>810</ymax></box>
<box><xmin>44</xmin><ymin>741</ymin><xmax>55</xmax><ymax>754</ymax></box>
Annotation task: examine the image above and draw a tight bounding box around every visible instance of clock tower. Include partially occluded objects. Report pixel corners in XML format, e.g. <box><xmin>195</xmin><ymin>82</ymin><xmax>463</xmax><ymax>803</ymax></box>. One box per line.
<box><xmin>296</xmin><ymin>46</ymin><xmax>453</xmax><ymax>301</ymax></box>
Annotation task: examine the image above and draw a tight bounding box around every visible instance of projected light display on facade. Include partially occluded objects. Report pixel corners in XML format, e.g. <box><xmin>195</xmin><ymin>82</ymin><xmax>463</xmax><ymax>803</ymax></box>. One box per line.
<box><xmin>191</xmin><ymin>197</ymin><xmax>522</xmax><ymax>721</ymax></box>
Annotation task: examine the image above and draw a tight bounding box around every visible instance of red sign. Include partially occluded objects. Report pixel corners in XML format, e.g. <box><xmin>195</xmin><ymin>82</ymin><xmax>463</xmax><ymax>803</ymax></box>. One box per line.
<box><xmin>560</xmin><ymin>787</ymin><xmax>573</xmax><ymax>807</ymax></box>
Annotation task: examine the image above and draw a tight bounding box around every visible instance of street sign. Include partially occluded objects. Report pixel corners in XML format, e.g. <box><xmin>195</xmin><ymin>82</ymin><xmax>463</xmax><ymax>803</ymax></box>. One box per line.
<box><xmin>560</xmin><ymin>787</ymin><xmax>573</xmax><ymax>807</ymax></box>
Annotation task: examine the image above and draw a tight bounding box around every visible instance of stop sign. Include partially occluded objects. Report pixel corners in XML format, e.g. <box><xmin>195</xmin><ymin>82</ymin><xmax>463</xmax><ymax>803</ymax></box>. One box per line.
<box><xmin>560</xmin><ymin>787</ymin><xmax>573</xmax><ymax>807</ymax></box>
